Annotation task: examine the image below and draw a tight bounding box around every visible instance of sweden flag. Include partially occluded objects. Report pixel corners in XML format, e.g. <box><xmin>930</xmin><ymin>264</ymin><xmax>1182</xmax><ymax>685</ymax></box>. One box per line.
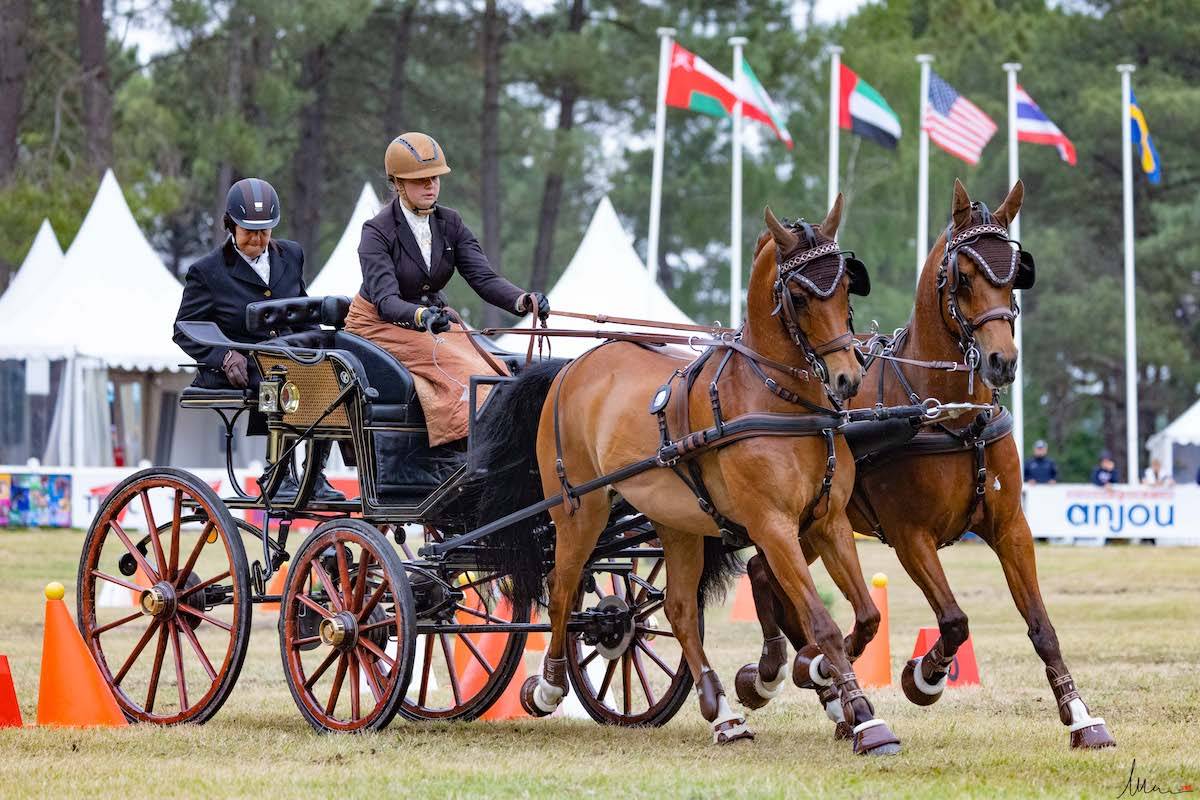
<box><xmin>1129</xmin><ymin>92</ymin><xmax>1162</xmax><ymax>185</ymax></box>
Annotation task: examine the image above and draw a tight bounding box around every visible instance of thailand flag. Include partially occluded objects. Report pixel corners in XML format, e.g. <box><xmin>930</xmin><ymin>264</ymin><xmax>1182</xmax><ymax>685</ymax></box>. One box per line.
<box><xmin>1015</xmin><ymin>85</ymin><xmax>1077</xmax><ymax>165</ymax></box>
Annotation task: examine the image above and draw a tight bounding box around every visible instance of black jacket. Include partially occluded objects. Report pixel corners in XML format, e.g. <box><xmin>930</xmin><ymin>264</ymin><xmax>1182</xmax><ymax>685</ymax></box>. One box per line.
<box><xmin>173</xmin><ymin>237</ymin><xmax>312</xmax><ymax>385</ymax></box>
<box><xmin>357</xmin><ymin>199</ymin><xmax>524</xmax><ymax>328</ymax></box>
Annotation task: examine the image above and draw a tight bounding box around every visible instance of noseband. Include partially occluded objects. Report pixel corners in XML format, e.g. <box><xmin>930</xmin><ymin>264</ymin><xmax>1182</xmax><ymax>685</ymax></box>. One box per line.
<box><xmin>936</xmin><ymin>202</ymin><xmax>1035</xmax><ymax>373</ymax></box>
<box><xmin>771</xmin><ymin>220</ymin><xmax>865</xmax><ymax>386</ymax></box>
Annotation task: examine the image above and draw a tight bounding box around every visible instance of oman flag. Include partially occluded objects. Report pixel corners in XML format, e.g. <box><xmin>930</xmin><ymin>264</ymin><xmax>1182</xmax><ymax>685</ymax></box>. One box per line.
<box><xmin>665</xmin><ymin>43</ymin><xmax>793</xmax><ymax>148</ymax></box>
<box><xmin>838</xmin><ymin>63</ymin><xmax>902</xmax><ymax>149</ymax></box>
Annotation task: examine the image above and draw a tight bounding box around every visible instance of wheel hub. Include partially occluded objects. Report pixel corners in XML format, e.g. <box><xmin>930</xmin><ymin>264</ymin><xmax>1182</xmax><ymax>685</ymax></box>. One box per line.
<box><xmin>140</xmin><ymin>582</ymin><xmax>177</xmax><ymax>618</ymax></box>
<box><xmin>593</xmin><ymin>594</ymin><xmax>635</xmax><ymax>660</ymax></box>
<box><xmin>319</xmin><ymin>611</ymin><xmax>358</xmax><ymax>649</ymax></box>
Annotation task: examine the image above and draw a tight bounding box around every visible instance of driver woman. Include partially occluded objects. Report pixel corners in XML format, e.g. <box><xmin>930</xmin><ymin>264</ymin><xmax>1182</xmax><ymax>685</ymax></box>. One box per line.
<box><xmin>346</xmin><ymin>132</ymin><xmax>549</xmax><ymax>446</ymax></box>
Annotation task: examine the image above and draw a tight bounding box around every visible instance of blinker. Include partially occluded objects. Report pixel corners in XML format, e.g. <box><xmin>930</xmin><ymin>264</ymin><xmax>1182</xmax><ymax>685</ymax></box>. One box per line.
<box><xmin>1014</xmin><ymin>249</ymin><xmax>1036</xmax><ymax>290</ymax></box>
<box><xmin>649</xmin><ymin>384</ymin><xmax>672</xmax><ymax>415</ymax></box>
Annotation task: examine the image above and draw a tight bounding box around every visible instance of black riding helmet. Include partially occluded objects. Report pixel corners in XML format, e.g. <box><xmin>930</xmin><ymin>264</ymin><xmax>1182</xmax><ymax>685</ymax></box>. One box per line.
<box><xmin>224</xmin><ymin>177</ymin><xmax>281</xmax><ymax>231</ymax></box>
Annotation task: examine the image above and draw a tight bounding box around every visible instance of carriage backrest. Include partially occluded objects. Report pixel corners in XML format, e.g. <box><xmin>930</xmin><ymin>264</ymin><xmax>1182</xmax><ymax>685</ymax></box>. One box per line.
<box><xmin>246</xmin><ymin>295</ymin><xmax>350</xmax><ymax>336</ymax></box>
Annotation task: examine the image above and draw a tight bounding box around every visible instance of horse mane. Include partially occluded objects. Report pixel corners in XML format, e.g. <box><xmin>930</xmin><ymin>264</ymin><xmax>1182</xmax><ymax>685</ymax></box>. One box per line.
<box><xmin>753</xmin><ymin>230</ymin><xmax>773</xmax><ymax>259</ymax></box>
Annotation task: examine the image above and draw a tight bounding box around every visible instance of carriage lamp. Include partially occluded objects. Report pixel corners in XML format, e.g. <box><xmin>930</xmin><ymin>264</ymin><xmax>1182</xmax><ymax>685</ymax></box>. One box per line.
<box><xmin>258</xmin><ymin>379</ymin><xmax>281</xmax><ymax>413</ymax></box>
<box><xmin>280</xmin><ymin>382</ymin><xmax>300</xmax><ymax>414</ymax></box>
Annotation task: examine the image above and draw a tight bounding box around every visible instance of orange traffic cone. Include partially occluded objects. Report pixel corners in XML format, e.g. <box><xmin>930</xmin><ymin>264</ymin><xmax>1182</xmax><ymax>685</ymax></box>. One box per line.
<box><xmin>854</xmin><ymin>573</ymin><xmax>892</xmax><ymax>687</ymax></box>
<box><xmin>260</xmin><ymin>563</ymin><xmax>289</xmax><ymax>612</ymax></box>
<box><xmin>730</xmin><ymin>573</ymin><xmax>758</xmax><ymax>623</ymax></box>
<box><xmin>37</xmin><ymin>582</ymin><xmax>127</xmax><ymax>727</ymax></box>
<box><xmin>911</xmin><ymin>627</ymin><xmax>980</xmax><ymax>686</ymax></box>
<box><xmin>526</xmin><ymin>608</ymin><xmax>547</xmax><ymax>652</ymax></box>
<box><xmin>459</xmin><ymin>596</ymin><xmax>527</xmax><ymax>720</ymax></box>
<box><xmin>0</xmin><ymin>655</ymin><xmax>22</xmax><ymax>727</ymax></box>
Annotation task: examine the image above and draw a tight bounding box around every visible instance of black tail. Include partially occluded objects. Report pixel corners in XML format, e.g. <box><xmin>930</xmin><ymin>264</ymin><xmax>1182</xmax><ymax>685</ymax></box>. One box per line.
<box><xmin>468</xmin><ymin>359</ymin><xmax>570</xmax><ymax>611</ymax></box>
<box><xmin>697</xmin><ymin>537</ymin><xmax>745</xmax><ymax>609</ymax></box>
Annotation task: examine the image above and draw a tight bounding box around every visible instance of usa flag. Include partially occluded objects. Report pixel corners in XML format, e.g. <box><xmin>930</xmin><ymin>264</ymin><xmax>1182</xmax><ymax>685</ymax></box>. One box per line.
<box><xmin>1015</xmin><ymin>85</ymin><xmax>1077</xmax><ymax>165</ymax></box>
<box><xmin>923</xmin><ymin>71</ymin><xmax>997</xmax><ymax>165</ymax></box>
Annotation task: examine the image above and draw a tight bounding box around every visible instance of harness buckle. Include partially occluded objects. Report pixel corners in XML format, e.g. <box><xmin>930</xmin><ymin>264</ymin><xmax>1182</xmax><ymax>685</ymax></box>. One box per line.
<box><xmin>697</xmin><ymin>497</ymin><xmax>714</xmax><ymax>515</ymax></box>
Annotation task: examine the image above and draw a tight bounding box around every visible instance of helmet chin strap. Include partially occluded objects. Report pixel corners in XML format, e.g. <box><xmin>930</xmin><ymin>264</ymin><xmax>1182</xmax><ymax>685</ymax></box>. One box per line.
<box><xmin>398</xmin><ymin>181</ymin><xmax>437</xmax><ymax>217</ymax></box>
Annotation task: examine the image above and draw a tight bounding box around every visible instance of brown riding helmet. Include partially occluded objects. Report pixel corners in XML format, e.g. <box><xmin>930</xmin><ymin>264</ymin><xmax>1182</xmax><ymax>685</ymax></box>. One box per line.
<box><xmin>385</xmin><ymin>132</ymin><xmax>452</xmax><ymax>180</ymax></box>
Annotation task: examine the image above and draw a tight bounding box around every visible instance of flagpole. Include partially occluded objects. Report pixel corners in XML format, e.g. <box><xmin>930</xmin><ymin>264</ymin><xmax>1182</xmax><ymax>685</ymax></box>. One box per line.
<box><xmin>1118</xmin><ymin>63</ymin><xmax>1138</xmax><ymax>485</ymax></box>
<box><xmin>827</xmin><ymin>45</ymin><xmax>842</xmax><ymax>211</ymax></box>
<box><xmin>1003</xmin><ymin>62</ymin><xmax>1024</xmax><ymax>463</ymax></box>
<box><xmin>729</xmin><ymin>36</ymin><xmax>747</xmax><ymax>328</ymax></box>
<box><xmin>647</xmin><ymin>27</ymin><xmax>675</xmax><ymax>289</ymax></box>
<box><xmin>916</xmin><ymin>54</ymin><xmax>934</xmax><ymax>284</ymax></box>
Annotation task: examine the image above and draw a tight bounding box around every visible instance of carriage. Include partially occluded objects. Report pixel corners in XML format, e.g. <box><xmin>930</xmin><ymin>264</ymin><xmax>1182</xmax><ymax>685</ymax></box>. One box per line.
<box><xmin>76</xmin><ymin>294</ymin><xmax>704</xmax><ymax>732</ymax></box>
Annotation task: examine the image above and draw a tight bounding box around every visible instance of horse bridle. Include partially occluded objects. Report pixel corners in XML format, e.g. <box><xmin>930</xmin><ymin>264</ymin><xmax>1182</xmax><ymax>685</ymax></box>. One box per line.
<box><xmin>771</xmin><ymin>219</ymin><xmax>870</xmax><ymax>387</ymax></box>
<box><xmin>936</xmin><ymin>201</ymin><xmax>1036</xmax><ymax>374</ymax></box>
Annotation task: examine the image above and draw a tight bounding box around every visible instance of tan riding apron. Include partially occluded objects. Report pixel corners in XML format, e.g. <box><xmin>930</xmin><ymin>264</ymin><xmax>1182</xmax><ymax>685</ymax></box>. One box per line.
<box><xmin>345</xmin><ymin>295</ymin><xmax>507</xmax><ymax>446</ymax></box>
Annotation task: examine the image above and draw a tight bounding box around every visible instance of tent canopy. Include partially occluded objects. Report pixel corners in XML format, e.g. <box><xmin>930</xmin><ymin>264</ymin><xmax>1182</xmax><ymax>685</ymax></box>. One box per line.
<box><xmin>0</xmin><ymin>170</ymin><xmax>184</xmax><ymax>371</ymax></box>
<box><xmin>0</xmin><ymin>219</ymin><xmax>64</xmax><ymax>320</ymax></box>
<box><xmin>1146</xmin><ymin>399</ymin><xmax>1200</xmax><ymax>478</ymax></box>
<box><xmin>494</xmin><ymin>196</ymin><xmax>695</xmax><ymax>357</ymax></box>
<box><xmin>308</xmin><ymin>183</ymin><xmax>381</xmax><ymax>298</ymax></box>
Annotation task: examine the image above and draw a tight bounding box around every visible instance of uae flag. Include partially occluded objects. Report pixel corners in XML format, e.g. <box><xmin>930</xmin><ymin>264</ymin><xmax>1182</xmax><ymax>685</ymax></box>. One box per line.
<box><xmin>838</xmin><ymin>63</ymin><xmax>902</xmax><ymax>149</ymax></box>
<box><xmin>666</xmin><ymin>43</ymin><xmax>793</xmax><ymax>148</ymax></box>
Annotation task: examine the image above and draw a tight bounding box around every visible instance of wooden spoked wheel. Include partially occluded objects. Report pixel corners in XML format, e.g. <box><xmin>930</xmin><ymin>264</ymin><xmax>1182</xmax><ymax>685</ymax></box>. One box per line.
<box><xmin>76</xmin><ymin>468</ymin><xmax>251</xmax><ymax>725</ymax></box>
<box><xmin>564</xmin><ymin>548</ymin><xmax>696</xmax><ymax>726</ymax></box>
<box><xmin>279</xmin><ymin>519</ymin><xmax>416</xmax><ymax>733</ymax></box>
<box><xmin>396</xmin><ymin>528</ymin><xmax>530</xmax><ymax>721</ymax></box>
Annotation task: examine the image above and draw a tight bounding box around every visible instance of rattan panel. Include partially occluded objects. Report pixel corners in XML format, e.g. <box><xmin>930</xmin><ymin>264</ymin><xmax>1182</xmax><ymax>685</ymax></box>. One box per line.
<box><xmin>256</xmin><ymin>355</ymin><xmax>350</xmax><ymax>427</ymax></box>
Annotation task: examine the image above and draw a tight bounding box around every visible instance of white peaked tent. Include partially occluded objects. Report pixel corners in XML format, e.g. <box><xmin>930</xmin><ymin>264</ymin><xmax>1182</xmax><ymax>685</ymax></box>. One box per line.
<box><xmin>0</xmin><ymin>170</ymin><xmax>186</xmax><ymax>466</ymax></box>
<box><xmin>494</xmin><ymin>196</ymin><xmax>695</xmax><ymax>358</ymax></box>
<box><xmin>1146</xmin><ymin>400</ymin><xmax>1200</xmax><ymax>481</ymax></box>
<box><xmin>309</xmin><ymin>183</ymin><xmax>382</xmax><ymax>298</ymax></box>
<box><xmin>0</xmin><ymin>169</ymin><xmax>184</xmax><ymax>369</ymax></box>
<box><xmin>0</xmin><ymin>219</ymin><xmax>64</xmax><ymax>319</ymax></box>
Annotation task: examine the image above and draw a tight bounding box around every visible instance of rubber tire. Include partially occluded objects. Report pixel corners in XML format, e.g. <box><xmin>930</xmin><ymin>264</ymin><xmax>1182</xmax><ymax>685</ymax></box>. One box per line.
<box><xmin>76</xmin><ymin>467</ymin><xmax>251</xmax><ymax>725</ymax></box>
<box><xmin>278</xmin><ymin>518</ymin><xmax>416</xmax><ymax>733</ymax></box>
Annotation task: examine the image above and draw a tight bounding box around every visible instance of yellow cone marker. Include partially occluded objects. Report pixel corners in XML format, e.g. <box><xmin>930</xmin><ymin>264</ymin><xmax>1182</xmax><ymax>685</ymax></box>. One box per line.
<box><xmin>871</xmin><ymin>572</ymin><xmax>888</xmax><ymax>588</ymax></box>
<box><xmin>44</xmin><ymin>582</ymin><xmax>65</xmax><ymax>601</ymax></box>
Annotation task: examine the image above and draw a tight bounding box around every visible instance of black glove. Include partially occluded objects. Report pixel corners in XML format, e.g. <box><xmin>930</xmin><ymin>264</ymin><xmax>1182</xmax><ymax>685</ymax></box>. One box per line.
<box><xmin>221</xmin><ymin>350</ymin><xmax>250</xmax><ymax>388</ymax></box>
<box><xmin>520</xmin><ymin>292</ymin><xmax>550</xmax><ymax>321</ymax></box>
<box><xmin>416</xmin><ymin>306</ymin><xmax>452</xmax><ymax>334</ymax></box>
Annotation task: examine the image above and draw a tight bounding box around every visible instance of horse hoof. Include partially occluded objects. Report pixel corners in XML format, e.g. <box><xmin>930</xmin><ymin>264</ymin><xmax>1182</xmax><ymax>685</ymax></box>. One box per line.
<box><xmin>519</xmin><ymin>675</ymin><xmax>553</xmax><ymax>718</ymax></box>
<box><xmin>1071</xmin><ymin>722</ymin><xmax>1116</xmax><ymax>750</ymax></box>
<box><xmin>792</xmin><ymin>644</ymin><xmax>828</xmax><ymax>690</ymax></box>
<box><xmin>853</xmin><ymin>720</ymin><xmax>902</xmax><ymax>756</ymax></box>
<box><xmin>734</xmin><ymin>664</ymin><xmax>770</xmax><ymax>710</ymax></box>
<box><xmin>901</xmin><ymin>659</ymin><xmax>943</xmax><ymax>706</ymax></box>
<box><xmin>713</xmin><ymin>718</ymin><xmax>756</xmax><ymax>745</ymax></box>
<box><xmin>834</xmin><ymin>721</ymin><xmax>853</xmax><ymax>741</ymax></box>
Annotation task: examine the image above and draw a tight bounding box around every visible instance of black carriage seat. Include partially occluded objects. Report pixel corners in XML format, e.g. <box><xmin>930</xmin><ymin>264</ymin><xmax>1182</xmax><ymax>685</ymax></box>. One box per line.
<box><xmin>247</xmin><ymin>295</ymin><xmax>463</xmax><ymax>503</ymax></box>
<box><xmin>246</xmin><ymin>295</ymin><xmax>422</xmax><ymax>425</ymax></box>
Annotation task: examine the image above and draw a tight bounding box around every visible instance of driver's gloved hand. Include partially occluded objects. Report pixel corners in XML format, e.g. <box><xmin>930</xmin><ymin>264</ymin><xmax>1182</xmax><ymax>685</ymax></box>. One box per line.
<box><xmin>414</xmin><ymin>306</ymin><xmax>452</xmax><ymax>334</ymax></box>
<box><xmin>222</xmin><ymin>350</ymin><xmax>250</xmax><ymax>388</ymax></box>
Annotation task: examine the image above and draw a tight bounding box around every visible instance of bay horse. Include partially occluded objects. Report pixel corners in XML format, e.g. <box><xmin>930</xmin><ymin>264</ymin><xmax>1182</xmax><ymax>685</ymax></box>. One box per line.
<box><xmin>736</xmin><ymin>179</ymin><xmax>1115</xmax><ymax>750</ymax></box>
<box><xmin>472</xmin><ymin>196</ymin><xmax>901</xmax><ymax>752</ymax></box>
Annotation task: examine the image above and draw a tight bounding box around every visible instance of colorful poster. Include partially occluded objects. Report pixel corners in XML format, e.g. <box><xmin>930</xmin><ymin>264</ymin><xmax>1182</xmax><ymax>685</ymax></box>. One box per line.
<box><xmin>0</xmin><ymin>474</ymin><xmax>10</xmax><ymax>527</ymax></box>
<box><xmin>12</xmin><ymin>474</ymin><xmax>51</xmax><ymax>527</ymax></box>
<box><xmin>48</xmin><ymin>475</ymin><xmax>72</xmax><ymax>527</ymax></box>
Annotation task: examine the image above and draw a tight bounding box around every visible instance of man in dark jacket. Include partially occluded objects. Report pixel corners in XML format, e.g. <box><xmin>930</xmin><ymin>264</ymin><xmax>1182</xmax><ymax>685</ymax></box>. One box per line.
<box><xmin>173</xmin><ymin>177</ymin><xmax>343</xmax><ymax>500</ymax></box>
<box><xmin>1090</xmin><ymin>450</ymin><xmax>1119</xmax><ymax>487</ymax></box>
<box><xmin>1023</xmin><ymin>439</ymin><xmax>1058</xmax><ymax>484</ymax></box>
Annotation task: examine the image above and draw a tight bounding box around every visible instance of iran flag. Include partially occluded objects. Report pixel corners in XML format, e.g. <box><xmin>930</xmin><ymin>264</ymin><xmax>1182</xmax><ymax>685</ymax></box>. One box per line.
<box><xmin>665</xmin><ymin>43</ymin><xmax>793</xmax><ymax>148</ymax></box>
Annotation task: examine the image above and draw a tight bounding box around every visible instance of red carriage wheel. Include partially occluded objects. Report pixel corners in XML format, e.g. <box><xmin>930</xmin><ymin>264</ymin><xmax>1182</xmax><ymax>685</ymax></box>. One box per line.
<box><xmin>279</xmin><ymin>519</ymin><xmax>416</xmax><ymax>733</ymax></box>
<box><xmin>564</xmin><ymin>546</ymin><xmax>696</xmax><ymax>726</ymax></box>
<box><xmin>394</xmin><ymin>527</ymin><xmax>531</xmax><ymax>721</ymax></box>
<box><xmin>76</xmin><ymin>468</ymin><xmax>251</xmax><ymax>725</ymax></box>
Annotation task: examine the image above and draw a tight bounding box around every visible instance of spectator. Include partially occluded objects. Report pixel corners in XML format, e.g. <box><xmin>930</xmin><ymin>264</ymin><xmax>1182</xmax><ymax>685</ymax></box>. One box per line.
<box><xmin>1024</xmin><ymin>439</ymin><xmax>1058</xmax><ymax>484</ymax></box>
<box><xmin>1091</xmin><ymin>450</ymin><xmax>1119</xmax><ymax>487</ymax></box>
<box><xmin>1142</xmin><ymin>457</ymin><xmax>1174</xmax><ymax>486</ymax></box>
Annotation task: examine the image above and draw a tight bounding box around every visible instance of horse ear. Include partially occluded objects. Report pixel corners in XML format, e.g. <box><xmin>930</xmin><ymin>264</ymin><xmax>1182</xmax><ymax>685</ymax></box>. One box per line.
<box><xmin>994</xmin><ymin>179</ymin><xmax>1025</xmax><ymax>228</ymax></box>
<box><xmin>952</xmin><ymin>178</ymin><xmax>972</xmax><ymax>230</ymax></box>
<box><xmin>818</xmin><ymin>192</ymin><xmax>845</xmax><ymax>239</ymax></box>
<box><xmin>764</xmin><ymin>206</ymin><xmax>797</xmax><ymax>252</ymax></box>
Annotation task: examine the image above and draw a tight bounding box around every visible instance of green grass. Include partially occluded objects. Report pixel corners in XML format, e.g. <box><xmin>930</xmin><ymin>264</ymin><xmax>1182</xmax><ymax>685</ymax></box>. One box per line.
<box><xmin>1</xmin><ymin>530</ymin><xmax>1197</xmax><ymax>798</ymax></box>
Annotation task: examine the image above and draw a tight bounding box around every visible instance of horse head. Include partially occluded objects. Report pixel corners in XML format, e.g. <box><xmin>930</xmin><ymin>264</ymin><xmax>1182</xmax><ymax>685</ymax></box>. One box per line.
<box><xmin>926</xmin><ymin>178</ymin><xmax>1032</xmax><ymax>390</ymax></box>
<box><xmin>748</xmin><ymin>192</ymin><xmax>869</xmax><ymax>401</ymax></box>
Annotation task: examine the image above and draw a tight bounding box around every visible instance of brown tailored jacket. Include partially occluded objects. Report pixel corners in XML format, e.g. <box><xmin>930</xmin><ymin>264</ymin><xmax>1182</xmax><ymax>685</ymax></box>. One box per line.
<box><xmin>357</xmin><ymin>198</ymin><xmax>524</xmax><ymax>329</ymax></box>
